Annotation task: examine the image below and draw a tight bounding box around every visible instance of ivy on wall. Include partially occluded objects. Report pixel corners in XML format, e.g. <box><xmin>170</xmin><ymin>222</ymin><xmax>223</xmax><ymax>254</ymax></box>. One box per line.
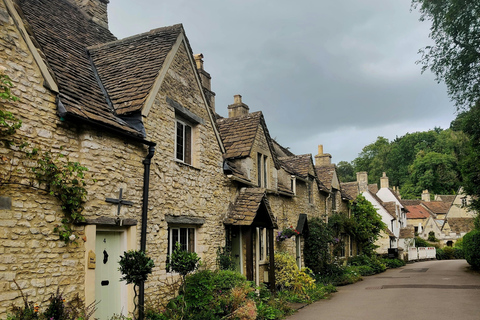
<box><xmin>1</xmin><ymin>68</ymin><xmax>92</xmax><ymax>244</ymax></box>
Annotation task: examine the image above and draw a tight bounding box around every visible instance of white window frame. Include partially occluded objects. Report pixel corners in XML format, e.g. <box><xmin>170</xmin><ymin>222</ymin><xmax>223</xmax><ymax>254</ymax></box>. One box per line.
<box><xmin>175</xmin><ymin>118</ymin><xmax>193</xmax><ymax>165</ymax></box>
<box><xmin>257</xmin><ymin>227</ymin><xmax>268</xmax><ymax>264</ymax></box>
<box><xmin>168</xmin><ymin>226</ymin><xmax>197</xmax><ymax>256</ymax></box>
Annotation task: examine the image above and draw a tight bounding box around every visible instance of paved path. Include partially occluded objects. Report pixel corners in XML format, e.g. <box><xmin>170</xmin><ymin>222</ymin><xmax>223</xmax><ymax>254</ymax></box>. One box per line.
<box><xmin>286</xmin><ymin>260</ymin><xmax>480</xmax><ymax>320</ymax></box>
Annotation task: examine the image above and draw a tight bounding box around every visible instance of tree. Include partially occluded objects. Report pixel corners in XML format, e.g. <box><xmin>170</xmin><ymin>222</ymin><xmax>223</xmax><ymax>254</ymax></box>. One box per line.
<box><xmin>336</xmin><ymin>161</ymin><xmax>355</xmax><ymax>182</ymax></box>
<box><xmin>353</xmin><ymin>136</ymin><xmax>391</xmax><ymax>184</ymax></box>
<box><xmin>412</xmin><ymin>0</ymin><xmax>480</xmax><ymax>109</ymax></box>
<box><xmin>350</xmin><ymin>195</ymin><xmax>386</xmax><ymax>256</ymax></box>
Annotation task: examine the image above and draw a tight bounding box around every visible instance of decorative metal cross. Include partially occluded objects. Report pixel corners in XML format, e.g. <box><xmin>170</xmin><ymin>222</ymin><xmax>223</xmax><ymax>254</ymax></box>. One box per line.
<box><xmin>105</xmin><ymin>188</ymin><xmax>133</xmax><ymax>217</ymax></box>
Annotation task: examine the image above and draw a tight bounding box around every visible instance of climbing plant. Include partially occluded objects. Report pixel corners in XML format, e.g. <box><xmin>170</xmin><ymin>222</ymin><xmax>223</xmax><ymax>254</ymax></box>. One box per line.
<box><xmin>1</xmin><ymin>68</ymin><xmax>92</xmax><ymax>244</ymax></box>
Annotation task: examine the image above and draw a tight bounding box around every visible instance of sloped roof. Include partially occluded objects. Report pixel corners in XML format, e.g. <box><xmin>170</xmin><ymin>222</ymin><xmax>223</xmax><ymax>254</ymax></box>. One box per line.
<box><xmin>278</xmin><ymin>154</ymin><xmax>313</xmax><ymax>179</ymax></box>
<box><xmin>368</xmin><ymin>184</ymin><xmax>379</xmax><ymax>194</ymax></box>
<box><xmin>315</xmin><ymin>164</ymin><xmax>336</xmax><ymax>190</ymax></box>
<box><xmin>435</xmin><ymin>195</ymin><xmax>456</xmax><ymax>203</ymax></box>
<box><xmin>223</xmin><ymin>160</ymin><xmax>250</xmax><ymax>182</ymax></box>
<box><xmin>399</xmin><ymin>226</ymin><xmax>415</xmax><ymax>239</ymax></box>
<box><xmin>341</xmin><ymin>182</ymin><xmax>359</xmax><ymax>200</ymax></box>
<box><xmin>383</xmin><ymin>202</ymin><xmax>397</xmax><ymax>219</ymax></box>
<box><xmin>447</xmin><ymin>218</ymin><xmax>475</xmax><ymax>234</ymax></box>
<box><xmin>18</xmin><ymin>0</ymin><xmax>142</xmax><ymax>136</ymax></box>
<box><xmin>406</xmin><ymin>205</ymin><xmax>431</xmax><ymax>219</ymax></box>
<box><xmin>272</xmin><ymin>139</ymin><xmax>295</xmax><ymax>158</ymax></box>
<box><xmin>422</xmin><ymin>201</ymin><xmax>451</xmax><ymax>215</ymax></box>
<box><xmin>401</xmin><ymin>199</ymin><xmax>422</xmax><ymax>206</ymax></box>
<box><xmin>88</xmin><ymin>25</ymin><xmax>183</xmax><ymax>115</ymax></box>
<box><xmin>224</xmin><ymin>188</ymin><xmax>277</xmax><ymax>228</ymax></box>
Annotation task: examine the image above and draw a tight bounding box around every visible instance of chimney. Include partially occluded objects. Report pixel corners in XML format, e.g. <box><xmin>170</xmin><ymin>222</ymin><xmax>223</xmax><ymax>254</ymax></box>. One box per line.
<box><xmin>194</xmin><ymin>53</ymin><xmax>216</xmax><ymax>113</ymax></box>
<box><xmin>69</xmin><ymin>0</ymin><xmax>109</xmax><ymax>28</ymax></box>
<box><xmin>380</xmin><ymin>172</ymin><xmax>389</xmax><ymax>189</ymax></box>
<box><xmin>357</xmin><ymin>171</ymin><xmax>368</xmax><ymax>193</ymax></box>
<box><xmin>314</xmin><ymin>144</ymin><xmax>332</xmax><ymax>167</ymax></box>
<box><xmin>421</xmin><ymin>189</ymin><xmax>430</xmax><ymax>202</ymax></box>
<box><xmin>228</xmin><ymin>95</ymin><xmax>249</xmax><ymax>118</ymax></box>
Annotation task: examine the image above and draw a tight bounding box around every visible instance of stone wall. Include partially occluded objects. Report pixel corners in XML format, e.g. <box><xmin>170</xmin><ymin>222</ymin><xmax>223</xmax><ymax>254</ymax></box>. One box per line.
<box><xmin>0</xmin><ymin>6</ymin><xmax>231</xmax><ymax>316</ymax></box>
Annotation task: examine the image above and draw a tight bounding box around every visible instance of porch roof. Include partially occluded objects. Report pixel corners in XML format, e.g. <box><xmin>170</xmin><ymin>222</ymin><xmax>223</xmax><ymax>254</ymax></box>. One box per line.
<box><xmin>225</xmin><ymin>188</ymin><xmax>278</xmax><ymax>228</ymax></box>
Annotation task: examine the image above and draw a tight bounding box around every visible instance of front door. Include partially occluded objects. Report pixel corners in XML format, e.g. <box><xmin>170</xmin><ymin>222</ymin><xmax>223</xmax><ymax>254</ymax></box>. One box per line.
<box><xmin>95</xmin><ymin>231</ymin><xmax>127</xmax><ymax>320</ymax></box>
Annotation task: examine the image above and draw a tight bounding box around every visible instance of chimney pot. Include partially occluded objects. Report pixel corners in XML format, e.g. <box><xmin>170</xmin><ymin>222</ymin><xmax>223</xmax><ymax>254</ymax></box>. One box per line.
<box><xmin>314</xmin><ymin>144</ymin><xmax>331</xmax><ymax>167</ymax></box>
<box><xmin>228</xmin><ymin>95</ymin><xmax>249</xmax><ymax>118</ymax></box>
<box><xmin>357</xmin><ymin>171</ymin><xmax>368</xmax><ymax>193</ymax></box>
<box><xmin>380</xmin><ymin>172</ymin><xmax>389</xmax><ymax>189</ymax></box>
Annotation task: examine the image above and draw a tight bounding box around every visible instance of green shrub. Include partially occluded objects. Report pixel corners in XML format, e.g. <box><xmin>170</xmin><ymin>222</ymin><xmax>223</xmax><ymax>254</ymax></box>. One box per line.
<box><xmin>415</xmin><ymin>237</ymin><xmax>431</xmax><ymax>247</ymax></box>
<box><xmin>348</xmin><ymin>254</ymin><xmax>386</xmax><ymax>274</ymax></box>
<box><xmin>382</xmin><ymin>258</ymin><xmax>406</xmax><ymax>269</ymax></box>
<box><xmin>464</xmin><ymin>230</ymin><xmax>480</xmax><ymax>269</ymax></box>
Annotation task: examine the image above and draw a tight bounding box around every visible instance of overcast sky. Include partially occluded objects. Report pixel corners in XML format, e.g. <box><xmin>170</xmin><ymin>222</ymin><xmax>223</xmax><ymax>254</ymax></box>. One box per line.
<box><xmin>108</xmin><ymin>0</ymin><xmax>456</xmax><ymax>163</ymax></box>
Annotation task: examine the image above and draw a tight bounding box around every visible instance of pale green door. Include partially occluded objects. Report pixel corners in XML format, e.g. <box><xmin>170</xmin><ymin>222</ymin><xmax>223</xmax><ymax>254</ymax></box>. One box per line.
<box><xmin>95</xmin><ymin>231</ymin><xmax>126</xmax><ymax>320</ymax></box>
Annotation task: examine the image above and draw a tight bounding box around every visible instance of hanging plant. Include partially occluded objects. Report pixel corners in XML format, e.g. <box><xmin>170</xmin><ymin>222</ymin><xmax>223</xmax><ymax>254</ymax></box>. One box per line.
<box><xmin>276</xmin><ymin>226</ymin><xmax>300</xmax><ymax>241</ymax></box>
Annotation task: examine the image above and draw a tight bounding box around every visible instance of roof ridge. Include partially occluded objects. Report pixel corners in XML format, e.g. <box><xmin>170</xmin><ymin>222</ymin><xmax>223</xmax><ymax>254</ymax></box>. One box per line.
<box><xmin>88</xmin><ymin>23</ymin><xmax>183</xmax><ymax>51</ymax></box>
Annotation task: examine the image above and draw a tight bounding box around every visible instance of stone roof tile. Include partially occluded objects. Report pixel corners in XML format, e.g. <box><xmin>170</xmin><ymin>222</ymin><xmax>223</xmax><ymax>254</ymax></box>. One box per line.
<box><xmin>315</xmin><ymin>164</ymin><xmax>335</xmax><ymax>190</ymax></box>
<box><xmin>88</xmin><ymin>25</ymin><xmax>183</xmax><ymax>115</ymax></box>
<box><xmin>399</xmin><ymin>226</ymin><xmax>415</xmax><ymax>238</ymax></box>
<box><xmin>341</xmin><ymin>182</ymin><xmax>359</xmax><ymax>200</ymax></box>
<box><xmin>19</xmin><ymin>0</ymin><xmax>142</xmax><ymax>136</ymax></box>
<box><xmin>447</xmin><ymin>218</ymin><xmax>475</xmax><ymax>234</ymax></box>
<box><xmin>224</xmin><ymin>188</ymin><xmax>277</xmax><ymax>228</ymax></box>
<box><xmin>422</xmin><ymin>201</ymin><xmax>451</xmax><ymax>215</ymax></box>
<box><xmin>278</xmin><ymin>154</ymin><xmax>313</xmax><ymax>179</ymax></box>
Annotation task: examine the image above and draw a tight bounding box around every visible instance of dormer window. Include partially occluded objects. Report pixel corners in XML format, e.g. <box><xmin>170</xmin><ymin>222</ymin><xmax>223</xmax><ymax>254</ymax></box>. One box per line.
<box><xmin>257</xmin><ymin>153</ymin><xmax>268</xmax><ymax>188</ymax></box>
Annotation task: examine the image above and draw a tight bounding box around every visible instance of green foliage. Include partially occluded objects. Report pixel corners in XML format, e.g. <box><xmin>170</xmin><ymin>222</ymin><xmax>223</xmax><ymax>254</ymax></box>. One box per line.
<box><xmin>32</xmin><ymin>151</ymin><xmax>91</xmax><ymax>244</ymax></box>
<box><xmin>148</xmin><ymin>270</ymin><xmax>255</xmax><ymax>320</ymax></box>
<box><xmin>348</xmin><ymin>254</ymin><xmax>386</xmax><ymax>274</ymax></box>
<box><xmin>336</xmin><ymin>161</ymin><xmax>356</xmax><ymax>182</ymax></box>
<box><xmin>118</xmin><ymin>250</ymin><xmax>155</xmax><ymax>286</ymax></box>
<box><xmin>436</xmin><ymin>246</ymin><xmax>463</xmax><ymax>260</ymax></box>
<box><xmin>274</xmin><ymin>251</ymin><xmax>315</xmax><ymax>297</ymax></box>
<box><xmin>167</xmin><ymin>243</ymin><xmax>200</xmax><ymax>277</ymax></box>
<box><xmin>453</xmin><ymin>103</ymin><xmax>480</xmax><ymax>215</ymax></box>
<box><xmin>428</xmin><ymin>231</ymin><xmax>438</xmax><ymax>242</ymax></box>
<box><xmin>350</xmin><ymin>195</ymin><xmax>386</xmax><ymax>256</ymax></box>
<box><xmin>411</xmin><ymin>0</ymin><xmax>480</xmax><ymax>109</ymax></box>
<box><xmin>463</xmin><ymin>229</ymin><xmax>480</xmax><ymax>269</ymax></box>
<box><xmin>216</xmin><ymin>246</ymin><xmax>235</xmax><ymax>271</ymax></box>
<box><xmin>0</xmin><ymin>71</ymin><xmax>21</xmax><ymax>141</ymax></box>
<box><xmin>381</xmin><ymin>258</ymin><xmax>406</xmax><ymax>269</ymax></box>
<box><xmin>6</xmin><ymin>283</ymin><xmax>95</xmax><ymax>320</ymax></box>
<box><xmin>415</xmin><ymin>237</ymin><xmax>433</xmax><ymax>247</ymax></box>
<box><xmin>303</xmin><ymin>217</ymin><xmax>332</xmax><ymax>275</ymax></box>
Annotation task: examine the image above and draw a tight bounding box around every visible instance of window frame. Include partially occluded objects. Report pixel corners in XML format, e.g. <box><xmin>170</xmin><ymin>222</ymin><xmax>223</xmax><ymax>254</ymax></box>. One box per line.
<box><xmin>175</xmin><ymin>118</ymin><xmax>193</xmax><ymax>165</ymax></box>
<box><xmin>167</xmin><ymin>225</ymin><xmax>197</xmax><ymax>272</ymax></box>
<box><xmin>257</xmin><ymin>227</ymin><xmax>269</xmax><ymax>264</ymax></box>
<box><xmin>257</xmin><ymin>153</ymin><xmax>268</xmax><ymax>188</ymax></box>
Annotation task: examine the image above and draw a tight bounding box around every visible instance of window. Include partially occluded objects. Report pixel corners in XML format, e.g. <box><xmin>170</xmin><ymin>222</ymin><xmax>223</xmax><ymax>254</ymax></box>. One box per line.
<box><xmin>257</xmin><ymin>153</ymin><xmax>268</xmax><ymax>188</ymax></box>
<box><xmin>257</xmin><ymin>227</ymin><xmax>269</xmax><ymax>263</ymax></box>
<box><xmin>290</xmin><ymin>176</ymin><xmax>296</xmax><ymax>194</ymax></box>
<box><xmin>339</xmin><ymin>234</ymin><xmax>346</xmax><ymax>257</ymax></box>
<box><xmin>331</xmin><ymin>190</ymin><xmax>336</xmax><ymax>211</ymax></box>
<box><xmin>461</xmin><ymin>197</ymin><xmax>467</xmax><ymax>207</ymax></box>
<box><xmin>176</xmin><ymin>119</ymin><xmax>192</xmax><ymax>164</ymax></box>
<box><xmin>169</xmin><ymin>227</ymin><xmax>195</xmax><ymax>254</ymax></box>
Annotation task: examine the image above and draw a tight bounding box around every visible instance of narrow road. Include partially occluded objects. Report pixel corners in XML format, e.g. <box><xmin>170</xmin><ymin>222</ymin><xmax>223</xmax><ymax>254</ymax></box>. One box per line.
<box><xmin>287</xmin><ymin>260</ymin><xmax>480</xmax><ymax>320</ymax></box>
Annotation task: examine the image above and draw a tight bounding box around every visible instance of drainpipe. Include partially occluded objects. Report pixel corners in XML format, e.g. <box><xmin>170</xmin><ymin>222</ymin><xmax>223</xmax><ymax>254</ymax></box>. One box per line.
<box><xmin>139</xmin><ymin>145</ymin><xmax>155</xmax><ymax>320</ymax></box>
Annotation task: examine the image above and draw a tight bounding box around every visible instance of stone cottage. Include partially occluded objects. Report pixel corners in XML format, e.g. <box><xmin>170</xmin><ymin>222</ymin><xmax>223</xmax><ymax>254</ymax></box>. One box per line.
<box><xmin>314</xmin><ymin>145</ymin><xmax>355</xmax><ymax>257</ymax></box>
<box><xmin>0</xmin><ymin>0</ymin><xmax>231</xmax><ymax>318</ymax></box>
<box><xmin>217</xmin><ymin>95</ymin><xmax>329</xmax><ymax>285</ymax></box>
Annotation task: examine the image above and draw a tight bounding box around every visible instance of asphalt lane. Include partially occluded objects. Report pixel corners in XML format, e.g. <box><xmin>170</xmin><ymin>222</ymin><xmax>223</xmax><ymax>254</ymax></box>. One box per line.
<box><xmin>286</xmin><ymin>260</ymin><xmax>480</xmax><ymax>320</ymax></box>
